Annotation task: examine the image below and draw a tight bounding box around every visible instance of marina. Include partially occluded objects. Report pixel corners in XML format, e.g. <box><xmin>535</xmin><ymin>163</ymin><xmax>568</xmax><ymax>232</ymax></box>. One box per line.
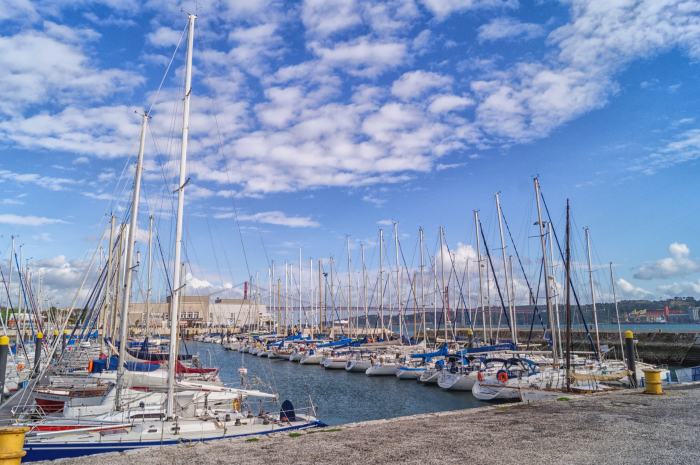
<box><xmin>0</xmin><ymin>2</ymin><xmax>698</xmax><ymax>464</ymax></box>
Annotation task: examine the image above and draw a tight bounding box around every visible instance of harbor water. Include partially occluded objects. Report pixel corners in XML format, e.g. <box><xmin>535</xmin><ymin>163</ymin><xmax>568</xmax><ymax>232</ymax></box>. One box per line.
<box><xmin>191</xmin><ymin>341</ymin><xmax>486</xmax><ymax>426</ymax></box>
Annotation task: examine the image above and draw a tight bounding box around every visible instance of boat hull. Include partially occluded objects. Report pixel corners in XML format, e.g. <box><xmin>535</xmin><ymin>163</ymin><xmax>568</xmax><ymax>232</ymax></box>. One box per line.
<box><xmin>437</xmin><ymin>373</ymin><xmax>476</xmax><ymax>391</ymax></box>
<box><xmin>23</xmin><ymin>421</ymin><xmax>326</xmax><ymax>463</ymax></box>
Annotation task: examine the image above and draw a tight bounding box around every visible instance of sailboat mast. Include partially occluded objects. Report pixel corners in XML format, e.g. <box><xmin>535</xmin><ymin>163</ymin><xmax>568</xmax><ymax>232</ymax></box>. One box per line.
<box><xmin>347</xmin><ymin>236</ymin><xmax>351</xmax><ymax>337</ymax></box>
<box><xmin>610</xmin><ymin>263</ymin><xmax>625</xmax><ymax>365</ymax></box>
<box><xmin>534</xmin><ymin>178</ymin><xmax>557</xmax><ymax>364</ymax></box>
<box><xmin>549</xmin><ymin>222</ymin><xmax>562</xmax><ymax>358</ymax></box>
<box><xmin>145</xmin><ymin>215</ymin><xmax>153</xmax><ymax>337</ymax></box>
<box><xmin>474</xmin><ymin>212</ymin><xmax>486</xmax><ymax>344</ymax></box>
<box><xmin>362</xmin><ymin>245</ymin><xmax>367</xmax><ymax>336</ymax></box>
<box><xmin>565</xmin><ymin>199</ymin><xmax>571</xmax><ymax>392</ymax></box>
<box><xmin>330</xmin><ymin>257</ymin><xmax>334</xmax><ymax>336</ymax></box>
<box><xmin>379</xmin><ymin>229</ymin><xmax>383</xmax><ymax>337</ymax></box>
<box><xmin>166</xmin><ymin>13</ymin><xmax>195</xmax><ymax>420</ymax></box>
<box><xmin>117</xmin><ymin>111</ymin><xmax>148</xmax><ymax>411</ymax></box>
<box><xmin>318</xmin><ymin>260</ymin><xmax>322</xmax><ymax>334</ymax></box>
<box><xmin>439</xmin><ymin>227</ymin><xmax>447</xmax><ymax>345</ymax></box>
<box><xmin>495</xmin><ymin>193</ymin><xmax>515</xmax><ymax>344</ymax></box>
<box><xmin>586</xmin><ymin>228</ymin><xmax>601</xmax><ymax>356</ymax></box>
<box><xmin>419</xmin><ymin>228</ymin><xmax>425</xmax><ymax>342</ymax></box>
<box><xmin>299</xmin><ymin>248</ymin><xmax>302</xmax><ymax>331</ymax></box>
<box><xmin>395</xmin><ymin>224</ymin><xmax>401</xmax><ymax>343</ymax></box>
<box><xmin>101</xmin><ymin>217</ymin><xmax>114</xmax><ymax>355</ymax></box>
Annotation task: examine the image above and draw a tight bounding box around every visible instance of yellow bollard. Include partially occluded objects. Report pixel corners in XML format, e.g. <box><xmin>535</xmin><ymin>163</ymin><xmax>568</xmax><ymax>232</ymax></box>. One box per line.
<box><xmin>0</xmin><ymin>427</ymin><xmax>29</xmax><ymax>465</ymax></box>
<box><xmin>643</xmin><ymin>369</ymin><xmax>663</xmax><ymax>395</ymax></box>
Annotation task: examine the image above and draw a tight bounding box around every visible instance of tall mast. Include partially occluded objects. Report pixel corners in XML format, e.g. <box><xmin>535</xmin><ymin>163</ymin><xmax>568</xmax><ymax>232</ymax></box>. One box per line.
<box><xmin>586</xmin><ymin>228</ymin><xmax>601</xmax><ymax>356</ymax></box>
<box><xmin>309</xmin><ymin>258</ymin><xmax>313</xmax><ymax>330</ymax></box>
<box><xmin>610</xmin><ymin>263</ymin><xmax>625</xmax><ymax>365</ymax></box>
<box><xmin>118</xmin><ymin>111</ymin><xmax>148</xmax><ymax>409</ymax></box>
<box><xmin>299</xmin><ymin>248</ymin><xmax>302</xmax><ymax>331</ymax></box>
<box><xmin>18</xmin><ymin>246</ymin><xmax>23</xmax><ymax>339</ymax></box>
<box><xmin>474</xmin><ymin>212</ymin><xmax>486</xmax><ymax>344</ymax></box>
<box><xmin>166</xmin><ymin>13</ymin><xmax>195</xmax><ymax>420</ymax></box>
<box><xmin>101</xmin><ymin>217</ymin><xmax>114</xmax><ymax>355</ymax></box>
<box><xmin>439</xmin><ymin>227</ymin><xmax>447</xmax><ymax>345</ymax></box>
<box><xmin>565</xmin><ymin>199</ymin><xmax>571</xmax><ymax>391</ymax></box>
<box><xmin>268</xmin><ymin>266</ymin><xmax>271</xmax><ymax>328</ymax></box>
<box><xmin>379</xmin><ymin>229</ymin><xmax>383</xmax><ymax>337</ymax></box>
<box><xmin>347</xmin><ymin>236</ymin><xmax>351</xmax><ymax>337</ymax></box>
<box><xmin>549</xmin><ymin>222</ymin><xmax>562</xmax><ymax>358</ymax></box>
<box><xmin>110</xmin><ymin>227</ymin><xmax>124</xmax><ymax>340</ymax></box>
<box><xmin>145</xmin><ymin>215</ymin><xmax>153</xmax><ymax>337</ymax></box>
<box><xmin>362</xmin><ymin>245</ymin><xmax>367</xmax><ymax>336</ymax></box>
<box><xmin>534</xmin><ymin>178</ymin><xmax>557</xmax><ymax>364</ymax></box>
<box><xmin>284</xmin><ymin>261</ymin><xmax>288</xmax><ymax>336</ymax></box>
<box><xmin>419</xmin><ymin>228</ymin><xmax>425</xmax><ymax>342</ymax></box>
<box><xmin>8</xmin><ymin>237</ymin><xmax>13</xmax><ymax>317</ymax></box>
<box><xmin>509</xmin><ymin>256</ymin><xmax>514</xmax><ymax>343</ymax></box>
<box><xmin>330</xmin><ymin>257</ymin><xmax>334</xmax><ymax>336</ymax></box>
<box><xmin>466</xmin><ymin>258</ymin><xmax>471</xmax><ymax>328</ymax></box>
<box><xmin>495</xmin><ymin>193</ymin><xmax>515</xmax><ymax>344</ymax></box>
<box><xmin>318</xmin><ymin>260</ymin><xmax>322</xmax><ymax>334</ymax></box>
<box><xmin>394</xmin><ymin>224</ymin><xmax>401</xmax><ymax>343</ymax></box>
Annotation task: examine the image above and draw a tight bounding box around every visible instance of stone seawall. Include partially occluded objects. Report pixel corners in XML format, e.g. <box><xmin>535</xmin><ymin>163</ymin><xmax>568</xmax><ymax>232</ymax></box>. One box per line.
<box><xmin>428</xmin><ymin>328</ymin><xmax>700</xmax><ymax>366</ymax></box>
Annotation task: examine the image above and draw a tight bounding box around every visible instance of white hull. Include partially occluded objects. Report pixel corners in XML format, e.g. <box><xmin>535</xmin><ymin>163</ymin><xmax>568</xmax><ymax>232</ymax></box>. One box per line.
<box><xmin>299</xmin><ymin>353</ymin><xmax>323</xmax><ymax>364</ymax></box>
<box><xmin>396</xmin><ymin>368</ymin><xmax>425</xmax><ymax>379</ymax></box>
<box><xmin>437</xmin><ymin>373</ymin><xmax>476</xmax><ymax>390</ymax></box>
<box><xmin>345</xmin><ymin>360</ymin><xmax>371</xmax><ymax>372</ymax></box>
<box><xmin>323</xmin><ymin>359</ymin><xmax>349</xmax><ymax>369</ymax></box>
<box><xmin>419</xmin><ymin>370</ymin><xmax>441</xmax><ymax>383</ymax></box>
<box><xmin>365</xmin><ymin>364</ymin><xmax>398</xmax><ymax>376</ymax></box>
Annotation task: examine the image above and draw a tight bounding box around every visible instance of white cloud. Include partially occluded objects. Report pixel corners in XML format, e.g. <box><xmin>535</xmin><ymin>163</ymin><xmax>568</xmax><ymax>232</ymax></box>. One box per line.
<box><xmin>630</xmin><ymin>129</ymin><xmax>700</xmax><ymax>175</ymax></box>
<box><xmin>0</xmin><ymin>214</ymin><xmax>66</xmax><ymax>226</ymax></box>
<box><xmin>436</xmin><ymin>162</ymin><xmax>465</xmax><ymax>170</ymax></box>
<box><xmin>657</xmin><ymin>279</ymin><xmax>700</xmax><ymax>297</ymax></box>
<box><xmin>634</xmin><ymin>243</ymin><xmax>700</xmax><ymax>280</ymax></box>
<box><xmin>617</xmin><ymin>278</ymin><xmax>655</xmax><ymax>299</ymax></box>
<box><xmin>0</xmin><ymin>169</ymin><xmax>73</xmax><ymax>191</ymax></box>
<box><xmin>214</xmin><ymin>210</ymin><xmax>320</xmax><ymax>227</ymax></box>
<box><xmin>312</xmin><ymin>37</ymin><xmax>407</xmax><ymax>77</ymax></box>
<box><xmin>419</xmin><ymin>0</ymin><xmax>517</xmax><ymax>22</ymax></box>
<box><xmin>147</xmin><ymin>26</ymin><xmax>183</xmax><ymax>48</ymax></box>
<box><xmin>0</xmin><ymin>28</ymin><xmax>142</xmax><ymax>115</ymax></box>
<box><xmin>428</xmin><ymin>94</ymin><xmax>475</xmax><ymax>113</ymax></box>
<box><xmin>2</xmin><ymin>199</ymin><xmax>23</xmax><ymax>204</ymax></box>
<box><xmin>32</xmin><ymin>232</ymin><xmax>52</xmax><ymax>241</ymax></box>
<box><xmin>391</xmin><ymin>71</ymin><xmax>452</xmax><ymax>100</ymax></box>
<box><xmin>477</xmin><ymin>17</ymin><xmax>545</xmax><ymax>42</ymax></box>
<box><xmin>377</xmin><ymin>219</ymin><xmax>393</xmax><ymax>225</ymax></box>
<box><xmin>471</xmin><ymin>0</ymin><xmax>700</xmax><ymax>143</ymax></box>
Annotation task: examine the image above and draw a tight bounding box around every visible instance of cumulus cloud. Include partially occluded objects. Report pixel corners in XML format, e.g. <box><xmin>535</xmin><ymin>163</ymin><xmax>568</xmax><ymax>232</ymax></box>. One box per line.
<box><xmin>477</xmin><ymin>17</ymin><xmax>545</xmax><ymax>42</ymax></box>
<box><xmin>617</xmin><ymin>278</ymin><xmax>655</xmax><ymax>299</ymax></box>
<box><xmin>657</xmin><ymin>279</ymin><xmax>700</xmax><ymax>298</ymax></box>
<box><xmin>419</xmin><ymin>0</ymin><xmax>517</xmax><ymax>22</ymax></box>
<box><xmin>634</xmin><ymin>243</ymin><xmax>700</xmax><ymax>280</ymax></box>
<box><xmin>214</xmin><ymin>210</ymin><xmax>320</xmax><ymax>227</ymax></box>
<box><xmin>0</xmin><ymin>214</ymin><xmax>66</xmax><ymax>226</ymax></box>
<box><xmin>391</xmin><ymin>71</ymin><xmax>452</xmax><ymax>100</ymax></box>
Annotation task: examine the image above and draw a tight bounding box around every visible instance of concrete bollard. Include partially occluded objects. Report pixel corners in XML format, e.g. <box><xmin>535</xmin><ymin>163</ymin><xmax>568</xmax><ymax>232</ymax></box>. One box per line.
<box><xmin>0</xmin><ymin>427</ymin><xmax>30</xmax><ymax>465</ymax></box>
<box><xmin>642</xmin><ymin>369</ymin><xmax>664</xmax><ymax>395</ymax></box>
<box><xmin>625</xmin><ymin>331</ymin><xmax>637</xmax><ymax>388</ymax></box>
<box><xmin>33</xmin><ymin>333</ymin><xmax>42</xmax><ymax>376</ymax></box>
<box><xmin>0</xmin><ymin>336</ymin><xmax>8</xmax><ymax>397</ymax></box>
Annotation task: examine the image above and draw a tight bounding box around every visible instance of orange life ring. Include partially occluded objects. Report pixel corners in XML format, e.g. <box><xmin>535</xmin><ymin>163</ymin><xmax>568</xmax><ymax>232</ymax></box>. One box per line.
<box><xmin>477</xmin><ymin>372</ymin><xmax>484</xmax><ymax>382</ymax></box>
<box><xmin>88</xmin><ymin>359</ymin><xmax>94</xmax><ymax>372</ymax></box>
<box><xmin>498</xmin><ymin>372</ymin><xmax>508</xmax><ymax>383</ymax></box>
<box><xmin>17</xmin><ymin>364</ymin><xmax>23</xmax><ymax>371</ymax></box>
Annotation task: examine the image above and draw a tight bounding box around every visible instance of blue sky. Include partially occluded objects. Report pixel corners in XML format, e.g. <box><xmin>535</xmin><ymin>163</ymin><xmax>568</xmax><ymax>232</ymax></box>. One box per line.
<box><xmin>1</xmin><ymin>0</ymin><xmax>700</xmax><ymax>309</ymax></box>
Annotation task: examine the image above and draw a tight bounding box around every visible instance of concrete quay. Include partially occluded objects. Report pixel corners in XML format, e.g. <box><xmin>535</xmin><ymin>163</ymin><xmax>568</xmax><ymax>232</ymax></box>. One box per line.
<box><xmin>37</xmin><ymin>383</ymin><xmax>700</xmax><ymax>465</ymax></box>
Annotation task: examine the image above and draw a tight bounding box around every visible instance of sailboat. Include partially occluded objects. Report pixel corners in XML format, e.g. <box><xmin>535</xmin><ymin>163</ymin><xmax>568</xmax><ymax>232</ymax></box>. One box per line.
<box><xmin>20</xmin><ymin>14</ymin><xmax>323</xmax><ymax>462</ymax></box>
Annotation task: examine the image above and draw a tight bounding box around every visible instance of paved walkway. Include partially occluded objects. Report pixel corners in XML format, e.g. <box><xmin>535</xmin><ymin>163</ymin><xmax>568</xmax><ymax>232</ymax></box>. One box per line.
<box><xmin>36</xmin><ymin>383</ymin><xmax>700</xmax><ymax>465</ymax></box>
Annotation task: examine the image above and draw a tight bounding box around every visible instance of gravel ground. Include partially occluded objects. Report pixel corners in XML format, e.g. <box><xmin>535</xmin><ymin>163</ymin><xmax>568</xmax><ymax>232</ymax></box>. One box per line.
<box><xmin>36</xmin><ymin>383</ymin><xmax>700</xmax><ymax>465</ymax></box>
